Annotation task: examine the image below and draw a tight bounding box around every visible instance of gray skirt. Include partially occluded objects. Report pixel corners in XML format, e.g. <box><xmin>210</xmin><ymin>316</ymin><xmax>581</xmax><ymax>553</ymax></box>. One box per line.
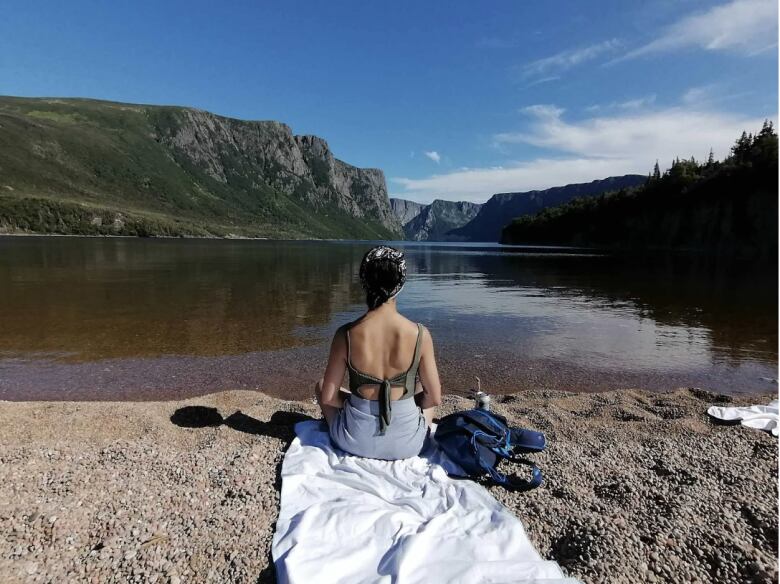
<box><xmin>328</xmin><ymin>393</ymin><xmax>428</xmax><ymax>460</ymax></box>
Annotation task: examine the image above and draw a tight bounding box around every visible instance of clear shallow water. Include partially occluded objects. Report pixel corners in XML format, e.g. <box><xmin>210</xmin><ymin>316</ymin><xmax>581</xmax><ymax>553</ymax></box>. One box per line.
<box><xmin>0</xmin><ymin>236</ymin><xmax>776</xmax><ymax>400</ymax></box>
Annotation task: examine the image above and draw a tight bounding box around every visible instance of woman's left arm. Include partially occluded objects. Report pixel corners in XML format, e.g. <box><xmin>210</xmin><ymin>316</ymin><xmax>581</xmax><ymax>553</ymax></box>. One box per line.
<box><xmin>320</xmin><ymin>327</ymin><xmax>349</xmax><ymax>408</ymax></box>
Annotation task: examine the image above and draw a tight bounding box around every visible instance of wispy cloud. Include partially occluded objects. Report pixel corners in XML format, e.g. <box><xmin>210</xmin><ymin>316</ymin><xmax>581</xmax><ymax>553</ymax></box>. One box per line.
<box><xmin>393</xmin><ymin>101</ymin><xmax>767</xmax><ymax>203</ymax></box>
<box><xmin>616</xmin><ymin>0</ymin><xmax>778</xmax><ymax>61</ymax></box>
<box><xmin>681</xmin><ymin>84</ymin><xmax>754</xmax><ymax>106</ymax></box>
<box><xmin>616</xmin><ymin>95</ymin><xmax>657</xmax><ymax>110</ymax></box>
<box><xmin>493</xmin><ymin>104</ymin><xmax>759</xmax><ymax>161</ymax></box>
<box><xmin>522</xmin><ymin>75</ymin><xmax>561</xmax><ymax>89</ymax></box>
<box><xmin>423</xmin><ymin>151</ymin><xmax>441</xmax><ymax>164</ymax></box>
<box><xmin>521</xmin><ymin>39</ymin><xmax>621</xmax><ymax>78</ymax></box>
<box><xmin>585</xmin><ymin>94</ymin><xmax>657</xmax><ymax>113</ymax></box>
<box><xmin>682</xmin><ymin>85</ymin><xmax>720</xmax><ymax>105</ymax></box>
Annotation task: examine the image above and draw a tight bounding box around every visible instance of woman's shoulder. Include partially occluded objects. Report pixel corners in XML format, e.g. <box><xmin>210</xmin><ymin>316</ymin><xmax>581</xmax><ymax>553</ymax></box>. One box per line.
<box><xmin>395</xmin><ymin>315</ymin><xmax>430</xmax><ymax>342</ymax></box>
<box><xmin>334</xmin><ymin>321</ymin><xmax>352</xmax><ymax>338</ymax></box>
<box><xmin>334</xmin><ymin>318</ymin><xmax>366</xmax><ymax>341</ymax></box>
<box><xmin>337</xmin><ymin>314</ymin><xmax>425</xmax><ymax>338</ymax></box>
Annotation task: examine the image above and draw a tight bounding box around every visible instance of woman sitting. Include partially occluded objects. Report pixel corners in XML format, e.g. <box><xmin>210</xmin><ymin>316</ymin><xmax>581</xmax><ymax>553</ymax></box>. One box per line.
<box><xmin>314</xmin><ymin>245</ymin><xmax>442</xmax><ymax>460</ymax></box>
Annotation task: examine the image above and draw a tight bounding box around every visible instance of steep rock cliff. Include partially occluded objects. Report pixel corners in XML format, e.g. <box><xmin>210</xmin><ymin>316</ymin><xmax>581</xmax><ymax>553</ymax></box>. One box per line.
<box><xmin>149</xmin><ymin>107</ymin><xmax>402</xmax><ymax>234</ymax></box>
<box><xmin>389</xmin><ymin>198</ymin><xmax>426</xmax><ymax>226</ymax></box>
<box><xmin>401</xmin><ymin>199</ymin><xmax>482</xmax><ymax>241</ymax></box>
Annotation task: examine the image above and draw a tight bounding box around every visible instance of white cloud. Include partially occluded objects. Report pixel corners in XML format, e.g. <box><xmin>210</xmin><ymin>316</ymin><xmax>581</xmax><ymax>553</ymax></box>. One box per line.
<box><xmin>521</xmin><ymin>39</ymin><xmax>621</xmax><ymax>78</ymax></box>
<box><xmin>423</xmin><ymin>150</ymin><xmax>441</xmax><ymax>164</ymax></box>
<box><xmin>585</xmin><ymin>95</ymin><xmax>657</xmax><ymax>113</ymax></box>
<box><xmin>494</xmin><ymin>104</ymin><xmax>762</xmax><ymax>161</ymax></box>
<box><xmin>392</xmin><ymin>102</ymin><xmax>767</xmax><ymax>203</ymax></box>
<box><xmin>681</xmin><ymin>84</ymin><xmax>754</xmax><ymax>106</ymax></box>
<box><xmin>617</xmin><ymin>95</ymin><xmax>657</xmax><ymax>110</ymax></box>
<box><xmin>520</xmin><ymin>104</ymin><xmax>565</xmax><ymax>119</ymax></box>
<box><xmin>682</xmin><ymin>85</ymin><xmax>717</xmax><ymax>105</ymax></box>
<box><xmin>522</xmin><ymin>75</ymin><xmax>561</xmax><ymax>89</ymax></box>
<box><xmin>618</xmin><ymin>0</ymin><xmax>778</xmax><ymax>61</ymax></box>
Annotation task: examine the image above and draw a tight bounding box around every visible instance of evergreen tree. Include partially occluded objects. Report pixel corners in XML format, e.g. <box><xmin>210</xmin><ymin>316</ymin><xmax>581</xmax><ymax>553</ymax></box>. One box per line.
<box><xmin>652</xmin><ymin>160</ymin><xmax>661</xmax><ymax>180</ymax></box>
<box><xmin>707</xmin><ymin>148</ymin><xmax>715</xmax><ymax>166</ymax></box>
<box><xmin>753</xmin><ymin>119</ymin><xmax>778</xmax><ymax>166</ymax></box>
<box><xmin>731</xmin><ymin>131</ymin><xmax>752</xmax><ymax>162</ymax></box>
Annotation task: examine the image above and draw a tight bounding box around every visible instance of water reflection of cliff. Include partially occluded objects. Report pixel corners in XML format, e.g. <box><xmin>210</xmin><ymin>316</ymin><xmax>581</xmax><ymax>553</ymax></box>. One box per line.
<box><xmin>403</xmin><ymin>247</ymin><xmax>777</xmax><ymax>365</ymax></box>
<box><xmin>0</xmin><ymin>238</ymin><xmax>364</xmax><ymax>360</ymax></box>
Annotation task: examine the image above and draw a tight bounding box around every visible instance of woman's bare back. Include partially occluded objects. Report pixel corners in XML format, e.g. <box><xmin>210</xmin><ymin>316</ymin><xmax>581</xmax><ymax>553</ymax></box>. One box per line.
<box><xmin>346</xmin><ymin>313</ymin><xmax>421</xmax><ymax>401</ymax></box>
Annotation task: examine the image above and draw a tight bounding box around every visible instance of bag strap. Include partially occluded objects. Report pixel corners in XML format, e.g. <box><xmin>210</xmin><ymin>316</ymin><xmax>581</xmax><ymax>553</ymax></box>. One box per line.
<box><xmin>470</xmin><ymin>431</ymin><xmax>543</xmax><ymax>491</ymax></box>
<box><xmin>505</xmin><ymin>462</ymin><xmax>543</xmax><ymax>491</ymax></box>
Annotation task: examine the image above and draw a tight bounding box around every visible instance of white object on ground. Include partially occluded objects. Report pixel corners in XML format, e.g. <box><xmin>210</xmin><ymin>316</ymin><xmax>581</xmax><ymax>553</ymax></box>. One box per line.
<box><xmin>272</xmin><ymin>420</ymin><xmax>580</xmax><ymax>584</ymax></box>
<box><xmin>707</xmin><ymin>400</ymin><xmax>779</xmax><ymax>437</ymax></box>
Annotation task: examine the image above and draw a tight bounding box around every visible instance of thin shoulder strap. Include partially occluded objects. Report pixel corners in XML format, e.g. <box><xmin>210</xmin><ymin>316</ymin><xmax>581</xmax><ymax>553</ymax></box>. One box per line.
<box><xmin>402</xmin><ymin>324</ymin><xmax>425</xmax><ymax>399</ymax></box>
<box><xmin>341</xmin><ymin>323</ymin><xmax>353</xmax><ymax>365</ymax></box>
<box><xmin>411</xmin><ymin>323</ymin><xmax>424</xmax><ymax>368</ymax></box>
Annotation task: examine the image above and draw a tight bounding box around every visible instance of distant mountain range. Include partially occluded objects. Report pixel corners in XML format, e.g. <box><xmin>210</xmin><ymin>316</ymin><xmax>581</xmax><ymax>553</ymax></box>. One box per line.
<box><xmin>389</xmin><ymin>198</ymin><xmax>481</xmax><ymax>241</ymax></box>
<box><xmin>0</xmin><ymin>96</ymin><xmax>655</xmax><ymax>243</ymax></box>
<box><xmin>0</xmin><ymin>96</ymin><xmax>402</xmax><ymax>239</ymax></box>
<box><xmin>447</xmin><ymin>175</ymin><xmax>648</xmax><ymax>242</ymax></box>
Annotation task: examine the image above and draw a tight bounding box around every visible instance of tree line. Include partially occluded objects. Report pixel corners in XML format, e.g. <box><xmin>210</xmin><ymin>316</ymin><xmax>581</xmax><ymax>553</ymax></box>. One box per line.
<box><xmin>500</xmin><ymin>122</ymin><xmax>778</xmax><ymax>261</ymax></box>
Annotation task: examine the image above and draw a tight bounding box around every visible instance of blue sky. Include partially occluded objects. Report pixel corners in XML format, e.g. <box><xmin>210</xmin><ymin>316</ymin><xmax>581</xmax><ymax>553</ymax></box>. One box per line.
<box><xmin>1</xmin><ymin>0</ymin><xmax>777</xmax><ymax>203</ymax></box>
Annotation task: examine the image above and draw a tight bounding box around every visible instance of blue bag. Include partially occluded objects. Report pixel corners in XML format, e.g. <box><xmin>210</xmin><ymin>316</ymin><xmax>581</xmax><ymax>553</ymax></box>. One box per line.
<box><xmin>434</xmin><ymin>409</ymin><xmax>545</xmax><ymax>490</ymax></box>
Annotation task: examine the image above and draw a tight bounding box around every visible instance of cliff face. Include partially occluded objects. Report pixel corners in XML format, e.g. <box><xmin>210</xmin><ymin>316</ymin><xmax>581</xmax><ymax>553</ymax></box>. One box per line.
<box><xmin>450</xmin><ymin>175</ymin><xmax>647</xmax><ymax>242</ymax></box>
<box><xmin>389</xmin><ymin>198</ymin><xmax>426</xmax><ymax>225</ymax></box>
<box><xmin>0</xmin><ymin>97</ymin><xmax>402</xmax><ymax>239</ymax></box>
<box><xmin>401</xmin><ymin>199</ymin><xmax>482</xmax><ymax>241</ymax></box>
<box><xmin>149</xmin><ymin>107</ymin><xmax>402</xmax><ymax>234</ymax></box>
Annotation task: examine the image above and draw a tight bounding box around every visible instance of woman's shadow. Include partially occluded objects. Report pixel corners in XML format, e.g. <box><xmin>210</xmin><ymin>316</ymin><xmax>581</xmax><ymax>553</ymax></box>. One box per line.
<box><xmin>170</xmin><ymin>405</ymin><xmax>314</xmax><ymax>439</ymax></box>
<box><xmin>170</xmin><ymin>405</ymin><xmax>316</xmax><ymax>583</ymax></box>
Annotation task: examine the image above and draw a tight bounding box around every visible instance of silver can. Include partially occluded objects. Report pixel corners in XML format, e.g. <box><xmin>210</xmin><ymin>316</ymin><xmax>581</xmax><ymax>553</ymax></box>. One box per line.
<box><xmin>475</xmin><ymin>391</ymin><xmax>491</xmax><ymax>411</ymax></box>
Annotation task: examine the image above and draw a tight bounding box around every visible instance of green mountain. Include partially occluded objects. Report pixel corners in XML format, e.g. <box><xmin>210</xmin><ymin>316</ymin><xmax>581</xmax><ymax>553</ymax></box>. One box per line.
<box><xmin>501</xmin><ymin>123</ymin><xmax>778</xmax><ymax>261</ymax></box>
<box><xmin>0</xmin><ymin>96</ymin><xmax>402</xmax><ymax>239</ymax></box>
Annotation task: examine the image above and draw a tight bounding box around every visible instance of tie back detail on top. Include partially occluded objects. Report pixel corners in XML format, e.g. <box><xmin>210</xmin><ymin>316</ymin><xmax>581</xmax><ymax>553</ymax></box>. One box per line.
<box><xmin>344</xmin><ymin>323</ymin><xmax>424</xmax><ymax>434</ymax></box>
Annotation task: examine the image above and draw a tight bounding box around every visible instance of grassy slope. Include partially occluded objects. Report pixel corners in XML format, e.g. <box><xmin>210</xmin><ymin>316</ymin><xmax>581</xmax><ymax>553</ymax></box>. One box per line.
<box><xmin>0</xmin><ymin>97</ymin><xmax>397</xmax><ymax>239</ymax></box>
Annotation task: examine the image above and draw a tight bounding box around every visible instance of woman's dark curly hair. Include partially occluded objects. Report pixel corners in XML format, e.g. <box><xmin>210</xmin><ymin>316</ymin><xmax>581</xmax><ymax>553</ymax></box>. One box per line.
<box><xmin>359</xmin><ymin>245</ymin><xmax>406</xmax><ymax>309</ymax></box>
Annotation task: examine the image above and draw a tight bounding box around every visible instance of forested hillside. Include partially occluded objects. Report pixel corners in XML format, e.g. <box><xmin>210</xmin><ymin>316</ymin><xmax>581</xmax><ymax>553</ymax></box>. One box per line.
<box><xmin>449</xmin><ymin>175</ymin><xmax>646</xmax><ymax>242</ymax></box>
<box><xmin>501</xmin><ymin>123</ymin><xmax>778</xmax><ymax>261</ymax></box>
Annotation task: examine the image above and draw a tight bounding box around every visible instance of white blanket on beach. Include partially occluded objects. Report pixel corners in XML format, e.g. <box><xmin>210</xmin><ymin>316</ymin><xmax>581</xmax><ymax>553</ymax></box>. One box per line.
<box><xmin>271</xmin><ymin>420</ymin><xmax>579</xmax><ymax>584</ymax></box>
<box><xmin>707</xmin><ymin>400</ymin><xmax>779</xmax><ymax>436</ymax></box>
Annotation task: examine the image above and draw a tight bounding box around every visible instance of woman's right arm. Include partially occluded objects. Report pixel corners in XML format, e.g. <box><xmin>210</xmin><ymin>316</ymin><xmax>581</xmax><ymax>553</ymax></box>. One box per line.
<box><xmin>417</xmin><ymin>326</ymin><xmax>442</xmax><ymax>409</ymax></box>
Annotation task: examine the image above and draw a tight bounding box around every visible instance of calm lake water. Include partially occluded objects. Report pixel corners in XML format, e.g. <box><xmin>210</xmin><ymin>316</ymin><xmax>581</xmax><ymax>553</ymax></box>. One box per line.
<box><xmin>0</xmin><ymin>236</ymin><xmax>776</xmax><ymax>400</ymax></box>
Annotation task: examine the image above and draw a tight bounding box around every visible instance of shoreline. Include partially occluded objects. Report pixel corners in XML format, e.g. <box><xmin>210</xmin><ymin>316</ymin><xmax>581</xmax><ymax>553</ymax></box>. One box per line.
<box><xmin>2</xmin><ymin>232</ymin><xmax>776</xmax><ymax>259</ymax></box>
<box><xmin>0</xmin><ymin>387</ymin><xmax>776</xmax><ymax>583</ymax></box>
<box><xmin>1</xmin><ymin>341</ymin><xmax>776</xmax><ymax>400</ymax></box>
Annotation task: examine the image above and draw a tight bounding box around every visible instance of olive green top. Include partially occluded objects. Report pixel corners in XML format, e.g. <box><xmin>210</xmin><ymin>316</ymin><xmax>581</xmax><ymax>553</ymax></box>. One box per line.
<box><xmin>344</xmin><ymin>322</ymin><xmax>424</xmax><ymax>434</ymax></box>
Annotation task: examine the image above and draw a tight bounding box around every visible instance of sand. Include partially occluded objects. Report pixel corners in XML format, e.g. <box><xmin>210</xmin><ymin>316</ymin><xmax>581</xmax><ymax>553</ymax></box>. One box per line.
<box><xmin>0</xmin><ymin>387</ymin><xmax>777</xmax><ymax>584</ymax></box>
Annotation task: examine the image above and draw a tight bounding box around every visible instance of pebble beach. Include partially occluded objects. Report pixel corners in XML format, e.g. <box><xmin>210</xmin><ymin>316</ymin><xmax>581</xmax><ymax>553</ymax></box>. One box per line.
<box><xmin>0</xmin><ymin>387</ymin><xmax>777</xmax><ymax>584</ymax></box>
